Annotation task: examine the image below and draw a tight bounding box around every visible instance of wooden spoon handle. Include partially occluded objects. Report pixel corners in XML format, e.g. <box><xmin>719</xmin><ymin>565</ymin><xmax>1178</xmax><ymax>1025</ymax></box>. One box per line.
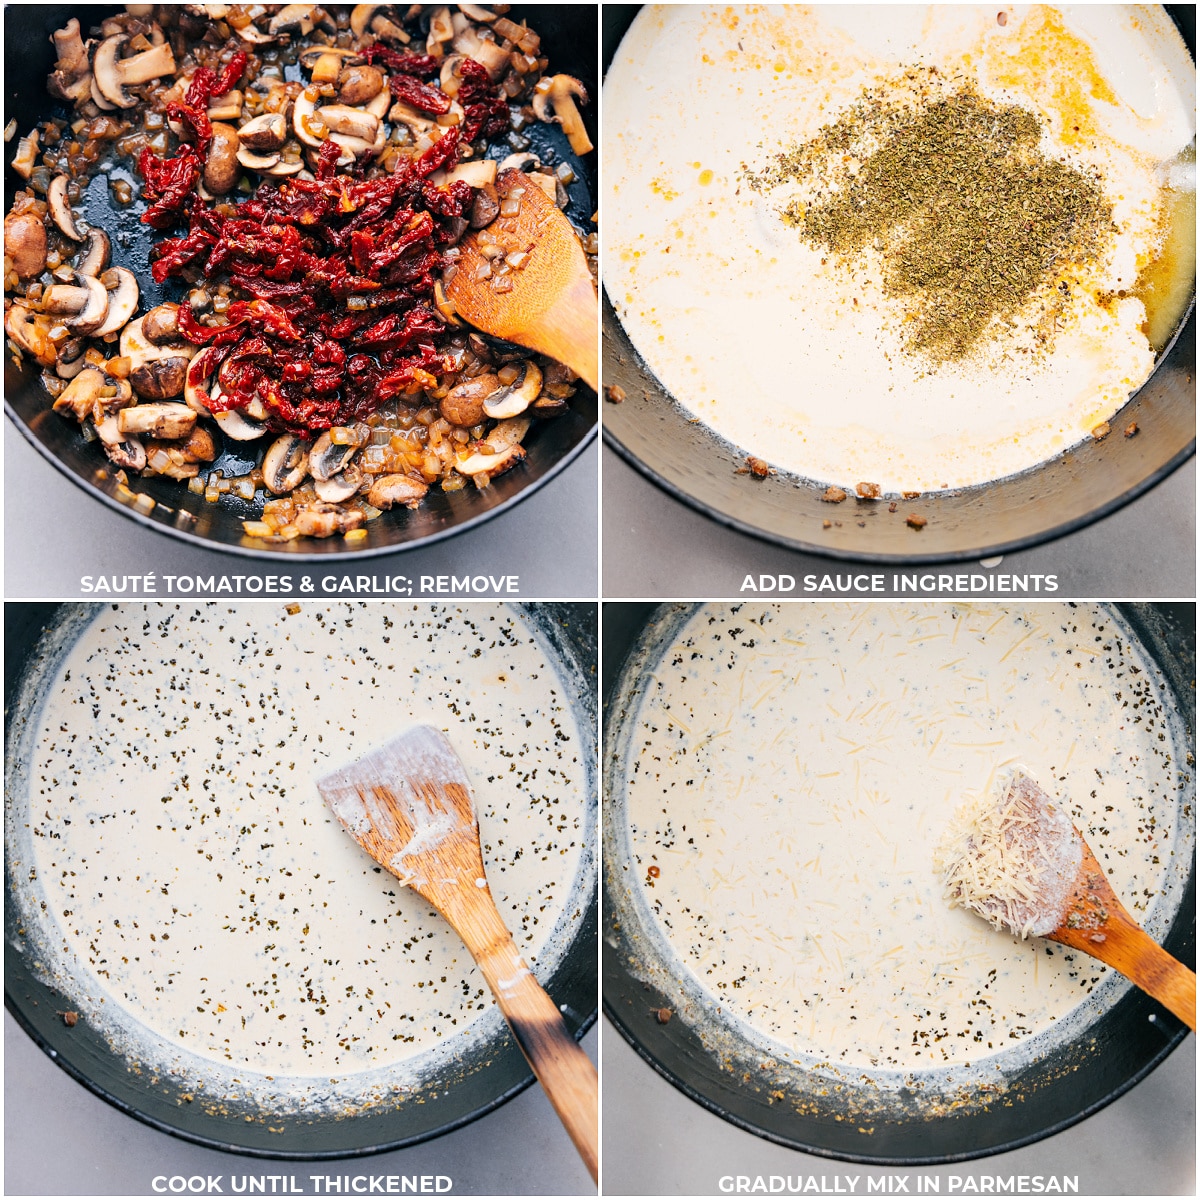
<box><xmin>467</xmin><ymin>914</ymin><xmax>598</xmax><ymax>1180</ymax></box>
<box><xmin>1055</xmin><ymin>916</ymin><xmax>1195</xmax><ymax>1029</ymax></box>
<box><xmin>532</xmin><ymin>271</ymin><xmax>598</xmax><ymax>391</ymax></box>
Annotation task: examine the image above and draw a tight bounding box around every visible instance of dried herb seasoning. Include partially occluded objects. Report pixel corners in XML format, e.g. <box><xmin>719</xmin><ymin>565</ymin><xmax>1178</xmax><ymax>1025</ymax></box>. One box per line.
<box><xmin>746</xmin><ymin>75</ymin><xmax>1114</xmax><ymax>363</ymax></box>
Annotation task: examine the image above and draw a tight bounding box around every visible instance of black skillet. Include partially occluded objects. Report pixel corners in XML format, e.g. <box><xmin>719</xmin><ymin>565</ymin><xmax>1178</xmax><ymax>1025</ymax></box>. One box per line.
<box><xmin>602</xmin><ymin>5</ymin><xmax>1196</xmax><ymax>565</ymax></box>
<box><xmin>4</xmin><ymin>601</ymin><xmax>598</xmax><ymax>1159</ymax></box>
<box><xmin>602</xmin><ymin>602</ymin><xmax>1196</xmax><ymax>1163</ymax></box>
<box><xmin>4</xmin><ymin>5</ymin><xmax>597</xmax><ymax>560</ymax></box>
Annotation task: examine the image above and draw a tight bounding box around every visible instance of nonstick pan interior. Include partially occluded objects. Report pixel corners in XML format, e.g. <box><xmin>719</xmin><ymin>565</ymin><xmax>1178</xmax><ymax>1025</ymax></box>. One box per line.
<box><xmin>4</xmin><ymin>5</ymin><xmax>597</xmax><ymax>560</ymax></box>
<box><xmin>5</xmin><ymin>601</ymin><xmax>598</xmax><ymax>1159</ymax></box>
<box><xmin>601</xmin><ymin>5</ymin><xmax>1196</xmax><ymax>565</ymax></box>
<box><xmin>601</xmin><ymin>602</ymin><xmax>1196</xmax><ymax>1164</ymax></box>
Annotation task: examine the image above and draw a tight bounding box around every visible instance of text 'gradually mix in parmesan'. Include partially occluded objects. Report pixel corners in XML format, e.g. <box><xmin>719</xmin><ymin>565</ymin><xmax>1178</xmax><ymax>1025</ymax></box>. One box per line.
<box><xmin>604</xmin><ymin>6</ymin><xmax>1195</xmax><ymax>493</ymax></box>
<box><xmin>607</xmin><ymin>604</ymin><xmax>1193</xmax><ymax>1080</ymax></box>
<box><xmin>6</xmin><ymin>603</ymin><xmax>593</xmax><ymax>1114</ymax></box>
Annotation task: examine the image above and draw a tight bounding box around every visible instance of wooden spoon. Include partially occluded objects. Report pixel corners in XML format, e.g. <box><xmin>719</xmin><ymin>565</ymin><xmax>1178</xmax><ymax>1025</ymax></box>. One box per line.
<box><xmin>317</xmin><ymin>725</ymin><xmax>599</xmax><ymax>1181</ymax></box>
<box><xmin>941</xmin><ymin>771</ymin><xmax>1195</xmax><ymax>1029</ymax></box>
<box><xmin>447</xmin><ymin>168</ymin><xmax>597</xmax><ymax>390</ymax></box>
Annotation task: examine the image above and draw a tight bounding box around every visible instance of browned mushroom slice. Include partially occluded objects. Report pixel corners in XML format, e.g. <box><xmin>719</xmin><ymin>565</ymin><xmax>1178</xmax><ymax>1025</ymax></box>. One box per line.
<box><xmin>118</xmin><ymin>402</ymin><xmax>197</xmax><ymax>439</ymax></box>
<box><xmin>52</xmin><ymin>366</ymin><xmax>109</xmax><ymax>423</ymax></box>
<box><xmin>95</xmin><ymin>415</ymin><xmax>146</xmax><ymax>471</ymax></box>
<box><xmin>309</xmin><ymin>429</ymin><xmax>363</xmax><ymax>481</ymax></box>
<box><xmin>65</xmin><ymin>274</ymin><xmax>111</xmax><ymax>336</ymax></box>
<box><xmin>214</xmin><ymin>407</ymin><xmax>267</xmax><ymax>440</ymax></box>
<box><xmin>456</xmin><ymin>442</ymin><xmax>526</xmax><ymax>486</ymax></box>
<box><xmin>262</xmin><ymin>433</ymin><xmax>310</xmax><ymax>494</ymax></box>
<box><xmin>4</xmin><ymin>210</ymin><xmax>47</xmax><ymax>277</ymax></box>
<box><xmin>129</xmin><ymin>356</ymin><xmax>191</xmax><ymax>401</ymax></box>
<box><xmin>47</xmin><ymin>175</ymin><xmax>83</xmax><ymax>240</ymax></box>
<box><xmin>237</xmin><ymin>112</ymin><xmax>287</xmax><ymax>152</ymax></box>
<box><xmin>142</xmin><ymin>303</ymin><xmax>182</xmax><ymax>345</ymax></box>
<box><xmin>440</xmin><ymin>373</ymin><xmax>501</xmax><ymax>426</ymax></box>
<box><xmin>318</xmin><ymin>105</ymin><xmax>380</xmax><ymax>142</ymax></box>
<box><xmin>367</xmin><ymin>474</ymin><xmax>428</xmax><ymax>509</ymax></box>
<box><xmin>91</xmin><ymin>267</ymin><xmax>139</xmax><ymax>338</ymax></box>
<box><xmin>47</xmin><ymin>19</ymin><xmax>93</xmax><ymax>103</ymax></box>
<box><xmin>483</xmin><ymin>361</ymin><xmax>542</xmax><ymax>419</ymax></box>
<box><xmin>4</xmin><ymin>305</ymin><xmax>56</xmax><ymax>366</ymax></box>
<box><xmin>532</xmin><ymin>75</ymin><xmax>592</xmax><ymax>155</ymax></box>
<box><xmin>77</xmin><ymin>228</ymin><xmax>111</xmax><ymax>277</ymax></box>
<box><xmin>94</xmin><ymin>35</ymin><xmax>177</xmax><ymax>109</ymax></box>
<box><xmin>294</xmin><ymin>501</ymin><xmax>366</xmax><ymax>537</ymax></box>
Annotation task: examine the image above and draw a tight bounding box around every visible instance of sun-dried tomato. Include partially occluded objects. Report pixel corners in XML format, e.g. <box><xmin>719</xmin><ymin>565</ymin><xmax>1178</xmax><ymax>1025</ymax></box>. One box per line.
<box><xmin>389</xmin><ymin>73</ymin><xmax>451</xmax><ymax>115</ymax></box>
<box><xmin>139</xmin><ymin>146</ymin><xmax>202</xmax><ymax>230</ymax></box>
<box><xmin>457</xmin><ymin>58</ymin><xmax>509</xmax><ymax>143</ymax></box>
<box><xmin>362</xmin><ymin>45</ymin><xmax>438</xmax><ymax>77</ymax></box>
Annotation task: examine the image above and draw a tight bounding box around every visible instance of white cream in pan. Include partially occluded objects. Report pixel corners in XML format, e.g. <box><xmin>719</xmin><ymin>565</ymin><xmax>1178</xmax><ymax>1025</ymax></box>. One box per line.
<box><xmin>604</xmin><ymin>6</ymin><xmax>1195</xmax><ymax>493</ymax></box>
<box><xmin>8</xmin><ymin>603</ymin><xmax>590</xmax><ymax>1109</ymax></box>
<box><xmin>619</xmin><ymin>604</ymin><xmax>1189</xmax><ymax>1071</ymax></box>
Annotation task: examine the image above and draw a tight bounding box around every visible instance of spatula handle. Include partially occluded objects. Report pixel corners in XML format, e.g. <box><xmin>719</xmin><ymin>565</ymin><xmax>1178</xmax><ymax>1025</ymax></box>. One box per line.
<box><xmin>472</xmin><ymin>924</ymin><xmax>599</xmax><ymax>1181</ymax></box>
<box><xmin>1054</xmin><ymin>914</ymin><xmax>1196</xmax><ymax>1029</ymax></box>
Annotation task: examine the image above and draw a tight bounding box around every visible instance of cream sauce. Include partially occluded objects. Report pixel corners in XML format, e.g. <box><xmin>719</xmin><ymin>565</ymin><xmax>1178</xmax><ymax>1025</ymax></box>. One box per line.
<box><xmin>604</xmin><ymin>6</ymin><xmax>1196</xmax><ymax>493</ymax></box>
<box><xmin>617</xmin><ymin>604</ymin><xmax>1188</xmax><ymax>1071</ymax></box>
<box><xmin>8</xmin><ymin>603</ymin><xmax>591</xmax><ymax>1109</ymax></box>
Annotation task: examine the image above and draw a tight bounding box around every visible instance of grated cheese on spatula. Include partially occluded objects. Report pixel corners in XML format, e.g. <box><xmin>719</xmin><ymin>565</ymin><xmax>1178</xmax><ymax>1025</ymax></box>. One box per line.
<box><xmin>935</xmin><ymin>770</ymin><xmax>1083</xmax><ymax>938</ymax></box>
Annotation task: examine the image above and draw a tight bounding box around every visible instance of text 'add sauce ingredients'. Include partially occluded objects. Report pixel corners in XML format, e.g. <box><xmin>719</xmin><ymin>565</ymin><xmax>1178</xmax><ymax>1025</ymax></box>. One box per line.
<box><xmin>7</xmin><ymin>603</ymin><xmax>592</xmax><ymax>1113</ymax></box>
<box><xmin>611</xmin><ymin>604</ymin><xmax>1191</xmax><ymax>1080</ymax></box>
<box><xmin>604</xmin><ymin>6</ymin><xmax>1195</xmax><ymax>493</ymax></box>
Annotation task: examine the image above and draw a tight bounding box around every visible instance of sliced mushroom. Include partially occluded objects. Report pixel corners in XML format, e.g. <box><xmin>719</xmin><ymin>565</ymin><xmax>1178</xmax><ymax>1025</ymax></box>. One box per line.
<box><xmin>95</xmin><ymin>35</ymin><xmax>176</xmax><ymax>108</ymax></box>
<box><xmin>261</xmin><ymin>159</ymin><xmax>306</xmax><ymax>177</ymax></box>
<box><xmin>10</xmin><ymin>130</ymin><xmax>39</xmax><ymax>179</ymax></box>
<box><xmin>118</xmin><ymin>402</ymin><xmax>196</xmax><ymax>438</ymax></box>
<box><xmin>351</xmin><ymin>5</ymin><xmax>410</xmax><ymax>42</ymax></box>
<box><xmin>130</xmin><ymin>355</ymin><xmax>190</xmax><ymax>400</ymax></box>
<box><xmin>91</xmin><ymin>75</ymin><xmax>117</xmax><ymax>111</ymax></box>
<box><xmin>367</xmin><ymin>473</ymin><xmax>428</xmax><ymax>509</ymax></box>
<box><xmin>214</xmin><ymin>407</ymin><xmax>268</xmax><ymax>440</ymax></box>
<box><xmin>292</xmin><ymin>87</ymin><xmax>325</xmax><ymax>148</ymax></box>
<box><xmin>47</xmin><ymin>176</ymin><xmax>83</xmax><ymax>241</ymax></box>
<box><xmin>498</xmin><ymin>151</ymin><xmax>540</xmax><ymax>173</ymax></box>
<box><xmin>237</xmin><ymin>146</ymin><xmax>281</xmax><ymax>171</ymax></box>
<box><xmin>4</xmin><ymin>211</ymin><xmax>48</xmax><ymax>277</ymax></box>
<box><xmin>318</xmin><ymin>105</ymin><xmax>379</xmax><ymax>141</ymax></box>
<box><xmin>47</xmin><ymin>19</ymin><xmax>93</xmax><ymax>103</ymax></box>
<box><xmin>428</xmin><ymin>7</ymin><xmax>455</xmax><ymax>47</ymax></box>
<box><xmin>201</xmin><ymin>122</ymin><xmax>242</xmax><ymax>194</ymax></box>
<box><xmin>366</xmin><ymin>86</ymin><xmax>393</xmax><ymax>120</ymax></box>
<box><xmin>388</xmin><ymin>99</ymin><xmax>440</xmax><ymax>136</ymax></box>
<box><xmin>483</xmin><ymin>360</ymin><xmax>542</xmax><ymax>419</ymax></box>
<box><xmin>439</xmin><ymin>54</ymin><xmax>464</xmax><ymax>97</ymax></box>
<box><xmin>91</xmin><ymin>267</ymin><xmax>139</xmax><ymax>338</ymax></box>
<box><xmin>66</xmin><ymin>274</ymin><xmax>111</xmax><ymax>336</ymax></box>
<box><xmin>308</xmin><ymin>429</ymin><xmax>362</xmax><ymax>481</ymax></box>
<box><xmin>237</xmin><ymin>112</ymin><xmax>287</xmax><ymax>152</ymax></box>
<box><xmin>142</xmin><ymin>303</ymin><xmax>181</xmax><ymax>345</ymax></box>
<box><xmin>295</xmin><ymin>501</ymin><xmax>366</xmax><ymax>537</ymax></box>
<box><xmin>532</xmin><ymin>75</ymin><xmax>592</xmax><ymax>156</ymax></box>
<box><xmin>4</xmin><ymin>305</ymin><xmax>56</xmax><ymax>366</ymax></box>
<box><xmin>56</xmin><ymin>338</ymin><xmax>89</xmax><ymax>380</ymax></box>
<box><xmin>457</xmin><ymin>441</ymin><xmax>525</xmax><ymax>485</ymax></box>
<box><xmin>442</xmin><ymin>159</ymin><xmax>497</xmax><ymax>187</ymax></box>
<box><xmin>268</xmin><ymin>4</ymin><xmax>317</xmax><ymax>36</ymax></box>
<box><xmin>484</xmin><ymin>414</ymin><xmax>532</xmax><ymax>452</ymax></box>
<box><xmin>144</xmin><ymin>427</ymin><xmax>216</xmax><ymax>479</ymax></box>
<box><xmin>440</xmin><ymin>372</ymin><xmax>500</xmax><ymax>426</ymax></box>
<box><xmin>122</xmin><ymin>314</ymin><xmax>192</xmax><ymax>364</ymax></box>
<box><xmin>313</xmin><ymin>472</ymin><xmax>362</xmax><ymax>504</ymax></box>
<box><xmin>337</xmin><ymin>64</ymin><xmax>385</xmax><ymax>105</ymax></box>
<box><xmin>262</xmin><ymin>433</ymin><xmax>309</xmax><ymax>494</ymax></box>
<box><xmin>468</xmin><ymin>37</ymin><xmax>509</xmax><ymax>81</ymax></box>
<box><xmin>77</xmin><ymin>228</ymin><xmax>111</xmax><ymax>277</ymax></box>
<box><xmin>234</xmin><ymin>22</ymin><xmax>277</xmax><ymax>45</ymax></box>
<box><xmin>458</xmin><ymin>4</ymin><xmax>497</xmax><ymax>21</ymax></box>
<box><xmin>206</xmin><ymin>90</ymin><xmax>243</xmax><ymax>121</ymax></box>
<box><xmin>95</xmin><ymin>415</ymin><xmax>146</xmax><ymax>471</ymax></box>
<box><xmin>52</xmin><ymin>366</ymin><xmax>109</xmax><ymax>422</ymax></box>
<box><xmin>41</xmin><ymin>282</ymin><xmax>91</xmax><ymax>315</ymax></box>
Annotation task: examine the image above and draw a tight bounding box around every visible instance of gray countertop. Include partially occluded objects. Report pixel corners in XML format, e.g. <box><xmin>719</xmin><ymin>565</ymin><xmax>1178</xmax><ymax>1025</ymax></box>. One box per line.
<box><xmin>602</xmin><ymin>1020</ymin><xmax>1195</xmax><ymax>1196</ymax></box>
<box><xmin>602</xmin><ymin>446</ymin><xmax>1197</xmax><ymax>599</ymax></box>
<box><xmin>4</xmin><ymin>1012</ymin><xmax>597</xmax><ymax>1196</ymax></box>
<box><xmin>4</xmin><ymin>427</ymin><xmax>598</xmax><ymax>600</ymax></box>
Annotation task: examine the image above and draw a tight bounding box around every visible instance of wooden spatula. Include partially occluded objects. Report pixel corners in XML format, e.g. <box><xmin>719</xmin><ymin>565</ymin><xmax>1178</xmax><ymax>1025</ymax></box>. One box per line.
<box><xmin>317</xmin><ymin>725</ymin><xmax>599</xmax><ymax>1181</ymax></box>
<box><xmin>447</xmin><ymin>168</ymin><xmax>597</xmax><ymax>390</ymax></box>
<box><xmin>939</xmin><ymin>771</ymin><xmax>1195</xmax><ymax>1029</ymax></box>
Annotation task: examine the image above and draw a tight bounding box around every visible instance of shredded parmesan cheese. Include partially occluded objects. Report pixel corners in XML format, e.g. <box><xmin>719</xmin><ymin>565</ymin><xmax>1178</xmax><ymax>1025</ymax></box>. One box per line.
<box><xmin>936</xmin><ymin>770</ymin><xmax>1083</xmax><ymax>938</ymax></box>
